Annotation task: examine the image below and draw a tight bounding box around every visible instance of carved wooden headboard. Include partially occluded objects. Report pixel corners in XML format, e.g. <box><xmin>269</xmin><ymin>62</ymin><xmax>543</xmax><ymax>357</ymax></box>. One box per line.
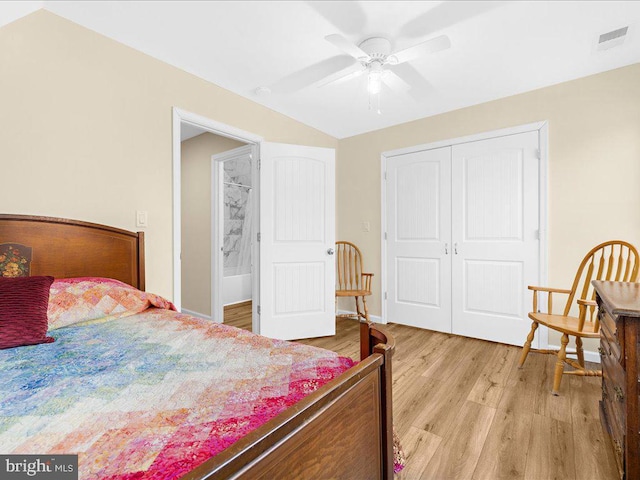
<box><xmin>0</xmin><ymin>214</ymin><xmax>145</xmax><ymax>290</ymax></box>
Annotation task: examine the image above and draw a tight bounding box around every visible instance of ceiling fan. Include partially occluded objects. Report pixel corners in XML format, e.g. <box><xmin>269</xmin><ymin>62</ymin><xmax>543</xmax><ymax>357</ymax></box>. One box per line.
<box><xmin>261</xmin><ymin>2</ymin><xmax>504</xmax><ymax>109</ymax></box>
<box><xmin>317</xmin><ymin>33</ymin><xmax>451</xmax><ymax>108</ymax></box>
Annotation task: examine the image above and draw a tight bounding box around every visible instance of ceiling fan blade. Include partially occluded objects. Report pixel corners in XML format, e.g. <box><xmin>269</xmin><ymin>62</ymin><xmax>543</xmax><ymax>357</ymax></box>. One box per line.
<box><xmin>316</xmin><ymin>63</ymin><xmax>366</xmax><ymax>88</ymax></box>
<box><xmin>388</xmin><ymin>63</ymin><xmax>435</xmax><ymax>101</ymax></box>
<box><xmin>325</xmin><ymin>34</ymin><xmax>371</xmax><ymax>61</ymax></box>
<box><xmin>308</xmin><ymin>1</ymin><xmax>366</xmax><ymax>35</ymax></box>
<box><xmin>400</xmin><ymin>1</ymin><xmax>508</xmax><ymax>38</ymax></box>
<box><xmin>389</xmin><ymin>35</ymin><xmax>451</xmax><ymax>65</ymax></box>
<box><xmin>268</xmin><ymin>55</ymin><xmax>355</xmax><ymax>94</ymax></box>
<box><xmin>381</xmin><ymin>71</ymin><xmax>411</xmax><ymax>92</ymax></box>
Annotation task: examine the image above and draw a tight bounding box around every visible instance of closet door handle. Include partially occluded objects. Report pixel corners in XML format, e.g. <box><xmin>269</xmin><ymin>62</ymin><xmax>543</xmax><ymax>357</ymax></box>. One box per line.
<box><xmin>444</xmin><ymin>243</ymin><xmax>448</xmax><ymax>255</ymax></box>
<box><xmin>454</xmin><ymin>243</ymin><xmax>458</xmax><ymax>255</ymax></box>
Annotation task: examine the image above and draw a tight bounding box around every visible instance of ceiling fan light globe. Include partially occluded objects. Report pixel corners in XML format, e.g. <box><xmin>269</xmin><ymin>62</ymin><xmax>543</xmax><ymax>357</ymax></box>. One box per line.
<box><xmin>368</xmin><ymin>74</ymin><xmax>382</xmax><ymax>95</ymax></box>
<box><xmin>369</xmin><ymin>60</ymin><xmax>384</xmax><ymax>73</ymax></box>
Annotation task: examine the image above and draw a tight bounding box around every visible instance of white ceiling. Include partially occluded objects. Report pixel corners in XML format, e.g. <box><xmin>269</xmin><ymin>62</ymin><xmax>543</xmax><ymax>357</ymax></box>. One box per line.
<box><xmin>180</xmin><ymin>122</ymin><xmax>208</xmax><ymax>142</ymax></box>
<box><xmin>3</xmin><ymin>1</ymin><xmax>640</xmax><ymax>139</ymax></box>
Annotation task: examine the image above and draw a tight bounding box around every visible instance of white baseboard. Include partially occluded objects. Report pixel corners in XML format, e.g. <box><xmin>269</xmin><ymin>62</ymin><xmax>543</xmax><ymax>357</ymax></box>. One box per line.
<box><xmin>184</xmin><ymin>307</ymin><xmax>385</xmax><ymax>325</ymax></box>
<box><xmin>547</xmin><ymin>344</ymin><xmax>600</xmax><ymax>364</ymax></box>
<box><xmin>224</xmin><ymin>299</ymin><xmax>251</xmax><ymax>307</ymax></box>
<box><xmin>337</xmin><ymin>309</ymin><xmax>385</xmax><ymax>324</ymax></box>
<box><xmin>334</xmin><ymin>312</ymin><xmax>601</xmax><ymax>364</ymax></box>
<box><xmin>180</xmin><ymin>308</ymin><xmax>212</xmax><ymax>321</ymax></box>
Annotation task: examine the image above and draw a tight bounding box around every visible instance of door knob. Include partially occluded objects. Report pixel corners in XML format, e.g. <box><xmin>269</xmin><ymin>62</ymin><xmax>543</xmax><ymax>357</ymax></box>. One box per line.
<box><xmin>327</xmin><ymin>248</ymin><xmax>335</xmax><ymax>255</ymax></box>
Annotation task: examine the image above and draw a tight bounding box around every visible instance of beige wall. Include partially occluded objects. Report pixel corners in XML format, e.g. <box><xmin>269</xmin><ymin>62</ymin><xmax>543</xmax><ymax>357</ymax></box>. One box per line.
<box><xmin>337</xmin><ymin>63</ymin><xmax>640</xmax><ymax>346</ymax></box>
<box><xmin>0</xmin><ymin>10</ymin><xmax>337</xmax><ymax>300</ymax></box>
<box><xmin>3</xmin><ymin>10</ymin><xmax>639</xmax><ymax>349</ymax></box>
<box><xmin>181</xmin><ymin>133</ymin><xmax>244</xmax><ymax>316</ymax></box>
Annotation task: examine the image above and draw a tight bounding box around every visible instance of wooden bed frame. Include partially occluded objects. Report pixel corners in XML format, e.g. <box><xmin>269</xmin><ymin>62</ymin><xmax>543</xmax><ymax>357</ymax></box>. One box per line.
<box><xmin>0</xmin><ymin>214</ymin><xmax>396</xmax><ymax>480</ymax></box>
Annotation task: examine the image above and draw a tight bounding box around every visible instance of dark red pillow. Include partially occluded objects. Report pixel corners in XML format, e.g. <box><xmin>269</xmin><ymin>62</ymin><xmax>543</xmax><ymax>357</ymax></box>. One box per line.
<box><xmin>0</xmin><ymin>275</ymin><xmax>55</xmax><ymax>349</ymax></box>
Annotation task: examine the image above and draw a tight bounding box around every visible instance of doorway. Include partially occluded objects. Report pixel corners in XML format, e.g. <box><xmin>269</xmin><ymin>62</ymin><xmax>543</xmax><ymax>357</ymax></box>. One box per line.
<box><xmin>173</xmin><ymin>108</ymin><xmax>338</xmax><ymax>340</ymax></box>
<box><xmin>211</xmin><ymin>145</ymin><xmax>255</xmax><ymax>330</ymax></box>
<box><xmin>173</xmin><ymin>108</ymin><xmax>262</xmax><ymax>332</ymax></box>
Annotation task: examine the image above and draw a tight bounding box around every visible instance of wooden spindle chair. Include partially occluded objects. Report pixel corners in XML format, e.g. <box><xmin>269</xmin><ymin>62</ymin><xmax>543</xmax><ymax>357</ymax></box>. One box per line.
<box><xmin>335</xmin><ymin>241</ymin><xmax>373</xmax><ymax>323</ymax></box>
<box><xmin>519</xmin><ymin>240</ymin><xmax>639</xmax><ymax>395</ymax></box>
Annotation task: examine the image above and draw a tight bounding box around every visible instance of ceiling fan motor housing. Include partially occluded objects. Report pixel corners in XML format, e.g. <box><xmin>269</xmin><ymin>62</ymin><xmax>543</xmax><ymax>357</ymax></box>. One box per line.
<box><xmin>358</xmin><ymin>37</ymin><xmax>392</xmax><ymax>63</ymax></box>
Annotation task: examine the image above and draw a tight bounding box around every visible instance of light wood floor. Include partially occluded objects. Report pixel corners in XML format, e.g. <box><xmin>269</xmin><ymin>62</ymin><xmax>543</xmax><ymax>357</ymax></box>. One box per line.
<box><xmin>224</xmin><ymin>303</ymin><xmax>619</xmax><ymax>480</ymax></box>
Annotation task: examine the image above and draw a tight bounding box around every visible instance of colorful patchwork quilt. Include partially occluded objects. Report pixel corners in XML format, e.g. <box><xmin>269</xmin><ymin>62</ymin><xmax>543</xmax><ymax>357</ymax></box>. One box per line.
<box><xmin>0</xmin><ymin>307</ymin><xmax>355</xmax><ymax>479</ymax></box>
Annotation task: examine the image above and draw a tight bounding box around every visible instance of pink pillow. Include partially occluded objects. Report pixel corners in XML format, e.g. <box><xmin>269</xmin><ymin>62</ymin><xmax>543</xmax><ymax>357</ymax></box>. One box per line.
<box><xmin>0</xmin><ymin>275</ymin><xmax>55</xmax><ymax>349</ymax></box>
<box><xmin>47</xmin><ymin>277</ymin><xmax>176</xmax><ymax>330</ymax></box>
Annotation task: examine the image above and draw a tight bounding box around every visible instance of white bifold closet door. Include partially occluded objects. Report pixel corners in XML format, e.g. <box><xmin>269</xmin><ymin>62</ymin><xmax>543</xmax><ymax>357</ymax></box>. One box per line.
<box><xmin>386</xmin><ymin>131</ymin><xmax>540</xmax><ymax>347</ymax></box>
<box><xmin>386</xmin><ymin>147</ymin><xmax>452</xmax><ymax>332</ymax></box>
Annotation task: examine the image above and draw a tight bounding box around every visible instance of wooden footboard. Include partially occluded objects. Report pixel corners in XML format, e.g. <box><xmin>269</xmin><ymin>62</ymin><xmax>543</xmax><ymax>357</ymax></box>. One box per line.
<box><xmin>184</xmin><ymin>321</ymin><xmax>395</xmax><ymax>480</ymax></box>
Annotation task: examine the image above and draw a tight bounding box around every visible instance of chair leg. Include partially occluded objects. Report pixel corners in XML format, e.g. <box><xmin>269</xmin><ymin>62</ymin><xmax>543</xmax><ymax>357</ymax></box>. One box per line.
<box><xmin>518</xmin><ymin>321</ymin><xmax>539</xmax><ymax>369</ymax></box>
<box><xmin>552</xmin><ymin>333</ymin><xmax>569</xmax><ymax>396</ymax></box>
<box><xmin>362</xmin><ymin>295</ymin><xmax>371</xmax><ymax>323</ymax></box>
<box><xmin>354</xmin><ymin>296</ymin><xmax>363</xmax><ymax>321</ymax></box>
<box><xmin>576</xmin><ymin>336</ymin><xmax>585</xmax><ymax>368</ymax></box>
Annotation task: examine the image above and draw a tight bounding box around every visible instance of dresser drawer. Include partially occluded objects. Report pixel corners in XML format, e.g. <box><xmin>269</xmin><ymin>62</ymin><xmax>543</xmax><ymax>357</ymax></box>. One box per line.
<box><xmin>600</xmin><ymin>310</ymin><xmax>624</xmax><ymax>365</ymax></box>
<box><xmin>602</xmin><ymin>380</ymin><xmax>625</xmax><ymax>480</ymax></box>
<box><xmin>602</xmin><ymin>356</ymin><xmax>627</xmax><ymax>436</ymax></box>
<box><xmin>602</xmin><ymin>352</ymin><xmax>626</xmax><ymax>399</ymax></box>
<box><xmin>600</xmin><ymin>307</ymin><xmax>617</xmax><ymax>335</ymax></box>
<box><xmin>600</xmin><ymin>400</ymin><xmax>625</xmax><ymax>479</ymax></box>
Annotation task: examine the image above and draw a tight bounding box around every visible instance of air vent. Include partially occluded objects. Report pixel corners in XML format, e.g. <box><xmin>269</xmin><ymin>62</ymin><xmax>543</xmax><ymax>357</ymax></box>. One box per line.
<box><xmin>597</xmin><ymin>26</ymin><xmax>629</xmax><ymax>51</ymax></box>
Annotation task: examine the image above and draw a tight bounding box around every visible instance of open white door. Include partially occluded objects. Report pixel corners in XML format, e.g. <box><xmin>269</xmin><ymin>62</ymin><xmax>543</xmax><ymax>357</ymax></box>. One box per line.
<box><xmin>259</xmin><ymin>142</ymin><xmax>335</xmax><ymax>340</ymax></box>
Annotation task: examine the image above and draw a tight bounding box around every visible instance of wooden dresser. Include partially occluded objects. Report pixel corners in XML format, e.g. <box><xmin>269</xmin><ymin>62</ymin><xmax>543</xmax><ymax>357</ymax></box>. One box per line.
<box><xmin>593</xmin><ymin>281</ymin><xmax>640</xmax><ymax>479</ymax></box>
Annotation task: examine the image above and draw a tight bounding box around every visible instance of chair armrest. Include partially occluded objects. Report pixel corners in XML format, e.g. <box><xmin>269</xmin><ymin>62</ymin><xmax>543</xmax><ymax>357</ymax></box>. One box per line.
<box><xmin>528</xmin><ymin>285</ymin><xmax>571</xmax><ymax>294</ymax></box>
<box><xmin>361</xmin><ymin>273</ymin><xmax>374</xmax><ymax>291</ymax></box>
<box><xmin>577</xmin><ymin>299</ymin><xmax>597</xmax><ymax>307</ymax></box>
<box><xmin>577</xmin><ymin>298</ymin><xmax>598</xmax><ymax>325</ymax></box>
<box><xmin>529</xmin><ymin>286</ymin><xmax>571</xmax><ymax>315</ymax></box>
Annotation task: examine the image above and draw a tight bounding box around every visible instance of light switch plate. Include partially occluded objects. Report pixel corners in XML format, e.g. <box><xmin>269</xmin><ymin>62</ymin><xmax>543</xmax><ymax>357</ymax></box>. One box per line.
<box><xmin>136</xmin><ymin>211</ymin><xmax>148</xmax><ymax>228</ymax></box>
<box><xmin>362</xmin><ymin>221</ymin><xmax>370</xmax><ymax>232</ymax></box>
